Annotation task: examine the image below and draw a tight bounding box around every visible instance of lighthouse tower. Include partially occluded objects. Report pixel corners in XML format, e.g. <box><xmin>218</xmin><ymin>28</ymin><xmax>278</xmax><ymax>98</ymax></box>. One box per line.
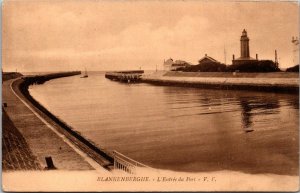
<box><xmin>240</xmin><ymin>29</ymin><xmax>250</xmax><ymax>58</ymax></box>
<box><xmin>232</xmin><ymin>29</ymin><xmax>257</xmax><ymax>65</ymax></box>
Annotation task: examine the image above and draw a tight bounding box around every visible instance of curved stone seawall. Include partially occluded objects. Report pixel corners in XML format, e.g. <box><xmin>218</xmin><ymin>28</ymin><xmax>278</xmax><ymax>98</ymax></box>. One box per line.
<box><xmin>15</xmin><ymin>72</ymin><xmax>114</xmax><ymax>170</ymax></box>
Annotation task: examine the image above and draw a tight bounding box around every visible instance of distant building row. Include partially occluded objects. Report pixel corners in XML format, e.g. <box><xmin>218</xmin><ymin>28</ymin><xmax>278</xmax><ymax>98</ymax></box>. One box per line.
<box><xmin>164</xmin><ymin>54</ymin><xmax>221</xmax><ymax>71</ymax></box>
<box><xmin>163</xmin><ymin>59</ymin><xmax>192</xmax><ymax>71</ymax></box>
<box><xmin>163</xmin><ymin>29</ymin><xmax>287</xmax><ymax>71</ymax></box>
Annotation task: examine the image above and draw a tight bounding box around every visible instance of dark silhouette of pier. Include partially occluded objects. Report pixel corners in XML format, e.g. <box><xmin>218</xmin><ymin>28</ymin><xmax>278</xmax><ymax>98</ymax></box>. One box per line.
<box><xmin>105</xmin><ymin>70</ymin><xmax>144</xmax><ymax>83</ymax></box>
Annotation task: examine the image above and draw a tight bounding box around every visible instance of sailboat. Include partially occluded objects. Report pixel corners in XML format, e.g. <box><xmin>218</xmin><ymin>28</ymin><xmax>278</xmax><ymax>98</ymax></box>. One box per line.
<box><xmin>81</xmin><ymin>68</ymin><xmax>88</xmax><ymax>78</ymax></box>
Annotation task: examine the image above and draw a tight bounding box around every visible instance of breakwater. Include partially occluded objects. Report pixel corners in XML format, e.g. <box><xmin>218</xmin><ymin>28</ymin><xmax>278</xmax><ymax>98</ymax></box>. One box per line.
<box><xmin>14</xmin><ymin>71</ymin><xmax>115</xmax><ymax>170</ymax></box>
<box><xmin>2</xmin><ymin>72</ymin><xmax>23</xmax><ymax>81</ymax></box>
<box><xmin>22</xmin><ymin>71</ymin><xmax>82</xmax><ymax>84</ymax></box>
<box><xmin>141</xmin><ymin>72</ymin><xmax>299</xmax><ymax>93</ymax></box>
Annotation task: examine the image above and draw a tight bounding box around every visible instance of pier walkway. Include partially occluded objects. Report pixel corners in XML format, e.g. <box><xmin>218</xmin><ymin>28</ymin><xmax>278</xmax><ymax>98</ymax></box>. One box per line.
<box><xmin>3</xmin><ymin>78</ymin><xmax>104</xmax><ymax>170</ymax></box>
<box><xmin>2</xmin><ymin>110</ymin><xmax>41</xmax><ymax>170</ymax></box>
<box><xmin>142</xmin><ymin>72</ymin><xmax>299</xmax><ymax>93</ymax></box>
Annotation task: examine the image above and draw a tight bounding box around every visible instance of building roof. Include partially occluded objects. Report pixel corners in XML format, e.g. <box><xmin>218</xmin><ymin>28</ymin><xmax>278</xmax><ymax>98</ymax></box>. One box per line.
<box><xmin>172</xmin><ymin>60</ymin><xmax>191</xmax><ymax>67</ymax></box>
<box><xmin>164</xmin><ymin>58</ymin><xmax>193</xmax><ymax>68</ymax></box>
<box><xmin>174</xmin><ymin>60</ymin><xmax>192</xmax><ymax>64</ymax></box>
<box><xmin>172</xmin><ymin>63</ymin><xmax>189</xmax><ymax>67</ymax></box>
<box><xmin>164</xmin><ymin>58</ymin><xmax>174</xmax><ymax>66</ymax></box>
<box><xmin>198</xmin><ymin>55</ymin><xmax>220</xmax><ymax>63</ymax></box>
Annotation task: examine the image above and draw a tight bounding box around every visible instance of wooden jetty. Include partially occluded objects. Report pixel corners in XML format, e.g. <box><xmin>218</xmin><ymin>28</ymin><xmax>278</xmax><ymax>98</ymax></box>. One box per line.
<box><xmin>105</xmin><ymin>70</ymin><xmax>144</xmax><ymax>83</ymax></box>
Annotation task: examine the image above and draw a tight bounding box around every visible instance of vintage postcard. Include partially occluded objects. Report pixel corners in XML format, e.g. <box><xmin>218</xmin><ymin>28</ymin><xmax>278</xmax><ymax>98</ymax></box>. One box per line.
<box><xmin>2</xmin><ymin>0</ymin><xmax>299</xmax><ymax>192</ymax></box>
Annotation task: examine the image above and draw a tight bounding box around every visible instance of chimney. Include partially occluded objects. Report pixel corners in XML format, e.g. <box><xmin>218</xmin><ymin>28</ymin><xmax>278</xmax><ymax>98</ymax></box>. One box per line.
<box><xmin>256</xmin><ymin>54</ymin><xmax>258</xmax><ymax>60</ymax></box>
<box><xmin>232</xmin><ymin>54</ymin><xmax>235</xmax><ymax>60</ymax></box>
<box><xmin>205</xmin><ymin>54</ymin><xmax>207</xmax><ymax>57</ymax></box>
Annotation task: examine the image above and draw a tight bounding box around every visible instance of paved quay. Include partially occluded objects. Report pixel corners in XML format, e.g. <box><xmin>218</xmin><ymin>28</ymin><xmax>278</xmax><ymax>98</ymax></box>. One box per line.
<box><xmin>3</xmin><ymin>78</ymin><xmax>99</xmax><ymax>170</ymax></box>
<box><xmin>141</xmin><ymin>72</ymin><xmax>299</xmax><ymax>92</ymax></box>
<box><xmin>3</xmin><ymin>110</ymin><xmax>41</xmax><ymax>170</ymax></box>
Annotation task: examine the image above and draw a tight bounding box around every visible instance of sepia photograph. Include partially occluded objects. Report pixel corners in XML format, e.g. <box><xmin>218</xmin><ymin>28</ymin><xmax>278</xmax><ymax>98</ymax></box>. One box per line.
<box><xmin>2</xmin><ymin>0</ymin><xmax>299</xmax><ymax>191</ymax></box>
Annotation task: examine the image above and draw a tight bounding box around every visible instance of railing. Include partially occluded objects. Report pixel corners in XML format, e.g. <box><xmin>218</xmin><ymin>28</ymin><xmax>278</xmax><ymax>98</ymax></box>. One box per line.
<box><xmin>113</xmin><ymin>150</ymin><xmax>149</xmax><ymax>174</ymax></box>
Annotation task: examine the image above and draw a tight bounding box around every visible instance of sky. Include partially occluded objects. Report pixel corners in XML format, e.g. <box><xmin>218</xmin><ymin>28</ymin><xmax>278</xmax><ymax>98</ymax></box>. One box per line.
<box><xmin>2</xmin><ymin>0</ymin><xmax>299</xmax><ymax>72</ymax></box>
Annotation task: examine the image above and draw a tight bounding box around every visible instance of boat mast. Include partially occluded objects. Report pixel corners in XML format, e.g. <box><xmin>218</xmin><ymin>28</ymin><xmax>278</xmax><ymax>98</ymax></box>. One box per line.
<box><xmin>224</xmin><ymin>44</ymin><xmax>227</xmax><ymax>65</ymax></box>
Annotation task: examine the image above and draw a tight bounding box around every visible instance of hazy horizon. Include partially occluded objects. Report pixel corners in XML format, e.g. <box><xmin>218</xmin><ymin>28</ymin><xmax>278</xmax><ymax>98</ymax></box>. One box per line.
<box><xmin>3</xmin><ymin>0</ymin><xmax>299</xmax><ymax>72</ymax></box>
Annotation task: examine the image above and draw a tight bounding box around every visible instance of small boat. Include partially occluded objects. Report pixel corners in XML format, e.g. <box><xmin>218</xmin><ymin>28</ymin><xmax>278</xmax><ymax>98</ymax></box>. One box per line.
<box><xmin>245</xmin><ymin>128</ymin><xmax>254</xmax><ymax>133</ymax></box>
<box><xmin>81</xmin><ymin>68</ymin><xmax>88</xmax><ymax>78</ymax></box>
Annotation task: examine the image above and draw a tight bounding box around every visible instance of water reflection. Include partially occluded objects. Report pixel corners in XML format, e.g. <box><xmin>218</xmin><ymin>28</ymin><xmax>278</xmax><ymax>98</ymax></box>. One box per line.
<box><xmin>162</xmin><ymin>86</ymin><xmax>284</xmax><ymax>131</ymax></box>
<box><xmin>239</xmin><ymin>99</ymin><xmax>252</xmax><ymax>129</ymax></box>
<box><xmin>287</xmin><ymin>98</ymin><xmax>299</xmax><ymax>110</ymax></box>
<box><xmin>159</xmin><ymin>86</ymin><xmax>298</xmax><ymax>175</ymax></box>
<box><xmin>239</xmin><ymin>96</ymin><xmax>280</xmax><ymax>130</ymax></box>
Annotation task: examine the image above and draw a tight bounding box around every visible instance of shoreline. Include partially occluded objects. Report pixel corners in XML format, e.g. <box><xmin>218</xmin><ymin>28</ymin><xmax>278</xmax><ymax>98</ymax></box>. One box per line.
<box><xmin>4</xmin><ymin>72</ymin><xmax>114</xmax><ymax>171</ymax></box>
<box><xmin>141</xmin><ymin>71</ymin><xmax>299</xmax><ymax>93</ymax></box>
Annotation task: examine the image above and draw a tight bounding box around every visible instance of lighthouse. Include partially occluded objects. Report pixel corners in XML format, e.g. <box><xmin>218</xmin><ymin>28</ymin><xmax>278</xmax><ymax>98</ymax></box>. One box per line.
<box><xmin>232</xmin><ymin>29</ymin><xmax>257</xmax><ymax>65</ymax></box>
<box><xmin>240</xmin><ymin>29</ymin><xmax>250</xmax><ymax>58</ymax></box>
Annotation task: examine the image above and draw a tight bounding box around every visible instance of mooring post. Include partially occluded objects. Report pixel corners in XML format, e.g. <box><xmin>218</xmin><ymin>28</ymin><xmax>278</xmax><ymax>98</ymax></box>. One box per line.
<box><xmin>45</xmin><ymin>156</ymin><xmax>56</xmax><ymax>170</ymax></box>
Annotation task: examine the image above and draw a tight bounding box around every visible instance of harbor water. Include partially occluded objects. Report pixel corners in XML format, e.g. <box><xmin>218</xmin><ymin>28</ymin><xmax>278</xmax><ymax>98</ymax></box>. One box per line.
<box><xmin>29</xmin><ymin>72</ymin><xmax>299</xmax><ymax>175</ymax></box>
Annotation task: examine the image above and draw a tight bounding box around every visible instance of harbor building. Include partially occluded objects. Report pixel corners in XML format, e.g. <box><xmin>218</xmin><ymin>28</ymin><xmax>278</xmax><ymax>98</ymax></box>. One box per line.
<box><xmin>163</xmin><ymin>58</ymin><xmax>191</xmax><ymax>71</ymax></box>
<box><xmin>198</xmin><ymin>54</ymin><xmax>221</xmax><ymax>65</ymax></box>
<box><xmin>232</xmin><ymin>29</ymin><xmax>258</xmax><ymax>65</ymax></box>
<box><xmin>163</xmin><ymin>58</ymin><xmax>174</xmax><ymax>71</ymax></box>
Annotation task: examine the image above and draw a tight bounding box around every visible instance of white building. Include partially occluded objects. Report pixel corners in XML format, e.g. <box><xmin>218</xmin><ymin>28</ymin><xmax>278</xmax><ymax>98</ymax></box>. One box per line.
<box><xmin>163</xmin><ymin>58</ymin><xmax>174</xmax><ymax>71</ymax></box>
<box><xmin>163</xmin><ymin>58</ymin><xmax>191</xmax><ymax>71</ymax></box>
